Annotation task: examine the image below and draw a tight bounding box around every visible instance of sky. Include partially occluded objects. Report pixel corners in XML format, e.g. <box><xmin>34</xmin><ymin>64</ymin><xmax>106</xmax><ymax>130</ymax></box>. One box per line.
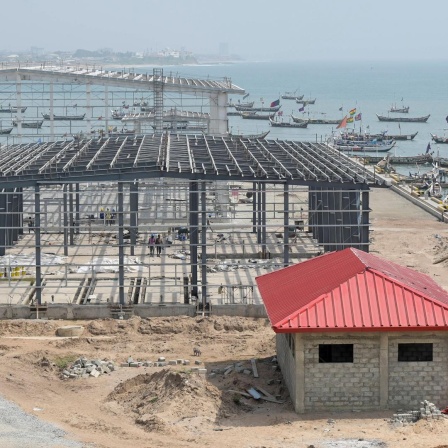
<box><xmin>4</xmin><ymin>0</ymin><xmax>448</xmax><ymax>61</ymax></box>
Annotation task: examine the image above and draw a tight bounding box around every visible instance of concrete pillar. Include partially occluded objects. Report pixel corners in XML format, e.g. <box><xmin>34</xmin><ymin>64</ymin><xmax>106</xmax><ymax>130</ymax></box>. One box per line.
<box><xmin>379</xmin><ymin>334</ymin><xmax>389</xmax><ymax>409</ymax></box>
<box><xmin>208</xmin><ymin>92</ymin><xmax>228</xmax><ymax>136</ymax></box>
<box><xmin>129</xmin><ymin>182</ymin><xmax>139</xmax><ymax>256</ymax></box>
<box><xmin>118</xmin><ymin>182</ymin><xmax>125</xmax><ymax>305</ymax></box>
<box><xmin>283</xmin><ymin>183</ymin><xmax>289</xmax><ymax>267</ymax></box>
<box><xmin>294</xmin><ymin>333</ymin><xmax>305</xmax><ymax>413</ymax></box>
<box><xmin>34</xmin><ymin>185</ymin><xmax>42</xmax><ymax>305</ymax></box>
<box><xmin>189</xmin><ymin>182</ymin><xmax>199</xmax><ymax>299</ymax></box>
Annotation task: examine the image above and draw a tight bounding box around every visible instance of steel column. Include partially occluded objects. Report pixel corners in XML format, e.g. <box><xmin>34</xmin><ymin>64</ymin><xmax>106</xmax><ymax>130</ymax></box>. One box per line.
<box><xmin>129</xmin><ymin>182</ymin><xmax>139</xmax><ymax>256</ymax></box>
<box><xmin>63</xmin><ymin>184</ymin><xmax>68</xmax><ymax>256</ymax></box>
<box><xmin>49</xmin><ymin>81</ymin><xmax>54</xmax><ymax>140</ymax></box>
<box><xmin>0</xmin><ymin>190</ymin><xmax>6</xmax><ymax>256</ymax></box>
<box><xmin>261</xmin><ymin>182</ymin><xmax>267</xmax><ymax>257</ymax></box>
<box><xmin>283</xmin><ymin>183</ymin><xmax>290</xmax><ymax>266</ymax></box>
<box><xmin>34</xmin><ymin>185</ymin><xmax>42</xmax><ymax>305</ymax></box>
<box><xmin>69</xmin><ymin>184</ymin><xmax>74</xmax><ymax>246</ymax></box>
<box><xmin>252</xmin><ymin>182</ymin><xmax>257</xmax><ymax>233</ymax></box>
<box><xmin>257</xmin><ymin>182</ymin><xmax>262</xmax><ymax>244</ymax></box>
<box><xmin>361</xmin><ymin>190</ymin><xmax>370</xmax><ymax>252</ymax></box>
<box><xmin>118</xmin><ymin>182</ymin><xmax>125</xmax><ymax>305</ymax></box>
<box><xmin>189</xmin><ymin>181</ymin><xmax>199</xmax><ymax>299</ymax></box>
<box><xmin>201</xmin><ymin>181</ymin><xmax>207</xmax><ymax>311</ymax></box>
<box><xmin>86</xmin><ymin>83</ymin><xmax>91</xmax><ymax>134</ymax></box>
<box><xmin>75</xmin><ymin>183</ymin><xmax>80</xmax><ymax>234</ymax></box>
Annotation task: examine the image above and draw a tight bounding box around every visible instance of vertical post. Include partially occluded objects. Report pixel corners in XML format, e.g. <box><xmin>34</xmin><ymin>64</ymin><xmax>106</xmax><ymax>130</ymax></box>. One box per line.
<box><xmin>118</xmin><ymin>182</ymin><xmax>125</xmax><ymax>305</ymax></box>
<box><xmin>34</xmin><ymin>185</ymin><xmax>42</xmax><ymax>305</ymax></box>
<box><xmin>189</xmin><ymin>181</ymin><xmax>198</xmax><ymax>299</ymax></box>
<box><xmin>361</xmin><ymin>189</ymin><xmax>370</xmax><ymax>252</ymax></box>
<box><xmin>15</xmin><ymin>73</ymin><xmax>22</xmax><ymax>144</ymax></box>
<box><xmin>283</xmin><ymin>183</ymin><xmax>289</xmax><ymax>267</ymax></box>
<box><xmin>18</xmin><ymin>187</ymin><xmax>23</xmax><ymax>236</ymax></box>
<box><xmin>252</xmin><ymin>182</ymin><xmax>257</xmax><ymax>233</ymax></box>
<box><xmin>261</xmin><ymin>182</ymin><xmax>267</xmax><ymax>257</ymax></box>
<box><xmin>129</xmin><ymin>181</ymin><xmax>138</xmax><ymax>256</ymax></box>
<box><xmin>63</xmin><ymin>184</ymin><xmax>68</xmax><ymax>256</ymax></box>
<box><xmin>104</xmin><ymin>84</ymin><xmax>109</xmax><ymax>135</ymax></box>
<box><xmin>257</xmin><ymin>182</ymin><xmax>262</xmax><ymax>244</ymax></box>
<box><xmin>201</xmin><ymin>181</ymin><xmax>207</xmax><ymax>313</ymax></box>
<box><xmin>0</xmin><ymin>189</ymin><xmax>6</xmax><ymax>257</ymax></box>
<box><xmin>86</xmin><ymin>83</ymin><xmax>91</xmax><ymax>134</ymax></box>
<box><xmin>75</xmin><ymin>183</ymin><xmax>80</xmax><ymax>234</ymax></box>
<box><xmin>69</xmin><ymin>183</ymin><xmax>74</xmax><ymax>246</ymax></box>
<box><xmin>49</xmin><ymin>81</ymin><xmax>54</xmax><ymax>140</ymax></box>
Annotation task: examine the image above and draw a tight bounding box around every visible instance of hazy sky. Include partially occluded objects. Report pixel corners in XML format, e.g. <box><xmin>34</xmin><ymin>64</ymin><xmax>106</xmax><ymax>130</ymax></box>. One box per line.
<box><xmin>5</xmin><ymin>0</ymin><xmax>448</xmax><ymax>61</ymax></box>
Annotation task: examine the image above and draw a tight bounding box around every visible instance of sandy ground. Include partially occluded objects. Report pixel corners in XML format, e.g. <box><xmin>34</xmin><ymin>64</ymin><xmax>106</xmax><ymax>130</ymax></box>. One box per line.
<box><xmin>1</xmin><ymin>187</ymin><xmax>448</xmax><ymax>448</ymax></box>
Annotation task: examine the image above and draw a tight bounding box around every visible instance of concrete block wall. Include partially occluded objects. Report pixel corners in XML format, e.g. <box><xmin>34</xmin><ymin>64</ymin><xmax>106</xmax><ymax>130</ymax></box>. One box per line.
<box><xmin>388</xmin><ymin>336</ymin><xmax>448</xmax><ymax>409</ymax></box>
<box><xmin>303</xmin><ymin>336</ymin><xmax>380</xmax><ymax>411</ymax></box>
<box><xmin>276</xmin><ymin>333</ymin><xmax>296</xmax><ymax>408</ymax></box>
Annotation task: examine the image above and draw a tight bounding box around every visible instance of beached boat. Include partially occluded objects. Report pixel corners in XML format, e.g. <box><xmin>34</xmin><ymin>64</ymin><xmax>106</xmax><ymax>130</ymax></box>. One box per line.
<box><xmin>0</xmin><ymin>106</ymin><xmax>27</xmax><ymax>113</ymax></box>
<box><xmin>389</xmin><ymin>104</ymin><xmax>409</xmax><ymax>113</ymax></box>
<box><xmin>235</xmin><ymin>104</ymin><xmax>281</xmax><ymax>113</ymax></box>
<box><xmin>291</xmin><ymin>115</ymin><xmax>340</xmax><ymax>125</ymax></box>
<box><xmin>241</xmin><ymin>112</ymin><xmax>275</xmax><ymax>120</ymax></box>
<box><xmin>295</xmin><ymin>98</ymin><xmax>316</xmax><ymax>105</ymax></box>
<box><xmin>12</xmin><ymin>119</ymin><xmax>43</xmax><ymax>129</ymax></box>
<box><xmin>376</xmin><ymin>114</ymin><xmax>430</xmax><ymax>123</ymax></box>
<box><xmin>228</xmin><ymin>130</ymin><xmax>270</xmax><ymax>139</ymax></box>
<box><xmin>355</xmin><ymin>153</ymin><xmax>433</xmax><ymax>165</ymax></box>
<box><xmin>42</xmin><ymin>113</ymin><xmax>86</xmax><ymax>120</ymax></box>
<box><xmin>111</xmin><ymin>109</ymin><xmax>127</xmax><ymax>120</ymax></box>
<box><xmin>0</xmin><ymin>127</ymin><xmax>13</xmax><ymax>135</ymax></box>
<box><xmin>269</xmin><ymin>117</ymin><xmax>308</xmax><ymax>128</ymax></box>
<box><xmin>431</xmin><ymin>134</ymin><xmax>448</xmax><ymax>144</ymax></box>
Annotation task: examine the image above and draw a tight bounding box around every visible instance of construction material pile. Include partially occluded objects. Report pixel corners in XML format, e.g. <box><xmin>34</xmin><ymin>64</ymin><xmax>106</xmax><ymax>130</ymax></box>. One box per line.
<box><xmin>61</xmin><ymin>357</ymin><xmax>115</xmax><ymax>379</ymax></box>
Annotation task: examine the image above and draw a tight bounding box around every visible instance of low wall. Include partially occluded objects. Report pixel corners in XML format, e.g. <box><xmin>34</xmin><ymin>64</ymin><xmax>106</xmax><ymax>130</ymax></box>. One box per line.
<box><xmin>0</xmin><ymin>304</ymin><xmax>267</xmax><ymax>320</ymax></box>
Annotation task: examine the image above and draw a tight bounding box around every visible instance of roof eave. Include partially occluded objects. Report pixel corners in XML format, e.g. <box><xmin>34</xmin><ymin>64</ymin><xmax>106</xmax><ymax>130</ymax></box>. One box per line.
<box><xmin>273</xmin><ymin>325</ymin><xmax>448</xmax><ymax>334</ymax></box>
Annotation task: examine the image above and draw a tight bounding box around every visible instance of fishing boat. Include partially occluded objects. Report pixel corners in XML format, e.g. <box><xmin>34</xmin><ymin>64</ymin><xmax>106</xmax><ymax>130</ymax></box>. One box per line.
<box><xmin>376</xmin><ymin>114</ymin><xmax>430</xmax><ymax>123</ymax></box>
<box><xmin>281</xmin><ymin>90</ymin><xmax>304</xmax><ymax>100</ymax></box>
<box><xmin>235</xmin><ymin>104</ymin><xmax>281</xmax><ymax>112</ymax></box>
<box><xmin>269</xmin><ymin>117</ymin><xmax>308</xmax><ymax>128</ymax></box>
<box><xmin>12</xmin><ymin>119</ymin><xmax>43</xmax><ymax>129</ymax></box>
<box><xmin>0</xmin><ymin>127</ymin><xmax>13</xmax><ymax>135</ymax></box>
<box><xmin>355</xmin><ymin>153</ymin><xmax>433</xmax><ymax>165</ymax></box>
<box><xmin>295</xmin><ymin>98</ymin><xmax>316</xmax><ymax>105</ymax></box>
<box><xmin>341</xmin><ymin>130</ymin><xmax>418</xmax><ymax>141</ymax></box>
<box><xmin>228</xmin><ymin>130</ymin><xmax>270</xmax><ymax>139</ymax></box>
<box><xmin>291</xmin><ymin>115</ymin><xmax>340</xmax><ymax>125</ymax></box>
<box><xmin>151</xmin><ymin>121</ymin><xmax>189</xmax><ymax>130</ymax></box>
<box><xmin>431</xmin><ymin>134</ymin><xmax>448</xmax><ymax>144</ymax></box>
<box><xmin>111</xmin><ymin>109</ymin><xmax>127</xmax><ymax>120</ymax></box>
<box><xmin>227</xmin><ymin>101</ymin><xmax>254</xmax><ymax>108</ymax></box>
<box><xmin>389</xmin><ymin>104</ymin><xmax>409</xmax><ymax>113</ymax></box>
<box><xmin>241</xmin><ymin>112</ymin><xmax>275</xmax><ymax>120</ymax></box>
<box><xmin>327</xmin><ymin>136</ymin><xmax>396</xmax><ymax>152</ymax></box>
<box><xmin>0</xmin><ymin>106</ymin><xmax>27</xmax><ymax>113</ymax></box>
<box><xmin>42</xmin><ymin>113</ymin><xmax>86</xmax><ymax>120</ymax></box>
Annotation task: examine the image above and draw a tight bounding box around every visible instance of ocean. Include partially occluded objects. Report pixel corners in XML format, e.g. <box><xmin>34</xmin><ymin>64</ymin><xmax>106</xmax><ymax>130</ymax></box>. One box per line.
<box><xmin>2</xmin><ymin>60</ymin><xmax>448</xmax><ymax>173</ymax></box>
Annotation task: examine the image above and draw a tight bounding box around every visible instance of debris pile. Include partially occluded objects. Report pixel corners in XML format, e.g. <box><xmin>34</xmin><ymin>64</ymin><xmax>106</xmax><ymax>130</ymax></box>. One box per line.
<box><xmin>61</xmin><ymin>357</ymin><xmax>115</xmax><ymax>379</ymax></box>
<box><xmin>391</xmin><ymin>400</ymin><xmax>446</xmax><ymax>424</ymax></box>
<box><xmin>119</xmin><ymin>356</ymin><xmax>192</xmax><ymax>368</ymax></box>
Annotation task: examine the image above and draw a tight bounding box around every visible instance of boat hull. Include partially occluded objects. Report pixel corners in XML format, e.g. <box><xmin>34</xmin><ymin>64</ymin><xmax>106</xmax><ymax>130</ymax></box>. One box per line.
<box><xmin>376</xmin><ymin>114</ymin><xmax>430</xmax><ymax>123</ymax></box>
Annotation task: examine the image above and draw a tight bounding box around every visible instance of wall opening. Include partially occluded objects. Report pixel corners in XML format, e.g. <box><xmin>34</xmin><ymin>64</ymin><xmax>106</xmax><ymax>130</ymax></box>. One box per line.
<box><xmin>319</xmin><ymin>344</ymin><xmax>353</xmax><ymax>363</ymax></box>
<box><xmin>398</xmin><ymin>343</ymin><xmax>433</xmax><ymax>362</ymax></box>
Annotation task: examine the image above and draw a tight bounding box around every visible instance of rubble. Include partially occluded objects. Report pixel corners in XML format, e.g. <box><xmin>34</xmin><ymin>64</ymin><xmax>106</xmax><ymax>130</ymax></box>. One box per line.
<box><xmin>61</xmin><ymin>357</ymin><xmax>115</xmax><ymax>379</ymax></box>
<box><xmin>390</xmin><ymin>400</ymin><xmax>446</xmax><ymax>425</ymax></box>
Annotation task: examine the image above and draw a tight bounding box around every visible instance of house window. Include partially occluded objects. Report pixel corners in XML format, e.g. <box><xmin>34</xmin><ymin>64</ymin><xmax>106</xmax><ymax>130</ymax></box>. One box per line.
<box><xmin>285</xmin><ymin>333</ymin><xmax>295</xmax><ymax>357</ymax></box>
<box><xmin>398</xmin><ymin>343</ymin><xmax>433</xmax><ymax>362</ymax></box>
<box><xmin>319</xmin><ymin>344</ymin><xmax>353</xmax><ymax>363</ymax></box>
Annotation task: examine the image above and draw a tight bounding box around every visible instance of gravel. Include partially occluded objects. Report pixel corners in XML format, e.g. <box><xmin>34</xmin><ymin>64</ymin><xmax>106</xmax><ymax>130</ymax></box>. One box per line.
<box><xmin>0</xmin><ymin>395</ymin><xmax>88</xmax><ymax>448</ymax></box>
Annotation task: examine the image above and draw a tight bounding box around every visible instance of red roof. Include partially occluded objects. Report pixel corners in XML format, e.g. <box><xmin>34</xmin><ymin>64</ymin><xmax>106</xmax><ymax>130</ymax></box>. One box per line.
<box><xmin>256</xmin><ymin>248</ymin><xmax>448</xmax><ymax>333</ymax></box>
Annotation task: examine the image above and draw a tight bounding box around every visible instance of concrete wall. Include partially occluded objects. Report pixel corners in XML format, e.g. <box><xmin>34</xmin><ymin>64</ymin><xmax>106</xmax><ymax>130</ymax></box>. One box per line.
<box><xmin>282</xmin><ymin>331</ymin><xmax>448</xmax><ymax>413</ymax></box>
<box><xmin>212</xmin><ymin>304</ymin><xmax>267</xmax><ymax>318</ymax></box>
<box><xmin>388</xmin><ymin>335</ymin><xmax>448</xmax><ymax>409</ymax></box>
<box><xmin>302</xmin><ymin>335</ymin><xmax>380</xmax><ymax>411</ymax></box>
<box><xmin>276</xmin><ymin>333</ymin><xmax>297</xmax><ymax>411</ymax></box>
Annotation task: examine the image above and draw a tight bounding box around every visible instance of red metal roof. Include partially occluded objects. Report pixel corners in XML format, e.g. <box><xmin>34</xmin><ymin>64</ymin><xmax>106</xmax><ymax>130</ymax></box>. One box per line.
<box><xmin>256</xmin><ymin>248</ymin><xmax>448</xmax><ymax>333</ymax></box>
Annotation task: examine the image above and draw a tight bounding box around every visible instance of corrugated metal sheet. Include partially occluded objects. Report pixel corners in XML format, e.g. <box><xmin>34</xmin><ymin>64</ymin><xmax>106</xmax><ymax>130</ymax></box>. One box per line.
<box><xmin>256</xmin><ymin>248</ymin><xmax>448</xmax><ymax>333</ymax></box>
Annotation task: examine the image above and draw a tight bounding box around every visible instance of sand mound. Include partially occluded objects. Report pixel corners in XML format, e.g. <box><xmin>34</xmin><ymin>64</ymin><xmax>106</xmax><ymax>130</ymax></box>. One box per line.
<box><xmin>108</xmin><ymin>369</ymin><xmax>240</xmax><ymax>434</ymax></box>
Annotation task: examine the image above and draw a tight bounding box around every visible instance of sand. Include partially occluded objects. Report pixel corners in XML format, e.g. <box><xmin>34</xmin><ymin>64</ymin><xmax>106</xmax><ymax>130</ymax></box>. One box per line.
<box><xmin>0</xmin><ymin>186</ymin><xmax>448</xmax><ymax>448</ymax></box>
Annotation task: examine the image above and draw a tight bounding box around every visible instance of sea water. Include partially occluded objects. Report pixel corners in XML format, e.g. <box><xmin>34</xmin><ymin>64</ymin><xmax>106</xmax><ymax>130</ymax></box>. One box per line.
<box><xmin>2</xmin><ymin>60</ymin><xmax>448</xmax><ymax>169</ymax></box>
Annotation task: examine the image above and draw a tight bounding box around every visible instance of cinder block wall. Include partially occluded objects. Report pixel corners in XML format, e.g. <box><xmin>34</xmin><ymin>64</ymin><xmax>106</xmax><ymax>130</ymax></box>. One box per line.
<box><xmin>388</xmin><ymin>336</ymin><xmax>448</xmax><ymax>409</ymax></box>
<box><xmin>303</xmin><ymin>335</ymin><xmax>380</xmax><ymax>411</ymax></box>
<box><xmin>276</xmin><ymin>333</ymin><xmax>296</xmax><ymax>406</ymax></box>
